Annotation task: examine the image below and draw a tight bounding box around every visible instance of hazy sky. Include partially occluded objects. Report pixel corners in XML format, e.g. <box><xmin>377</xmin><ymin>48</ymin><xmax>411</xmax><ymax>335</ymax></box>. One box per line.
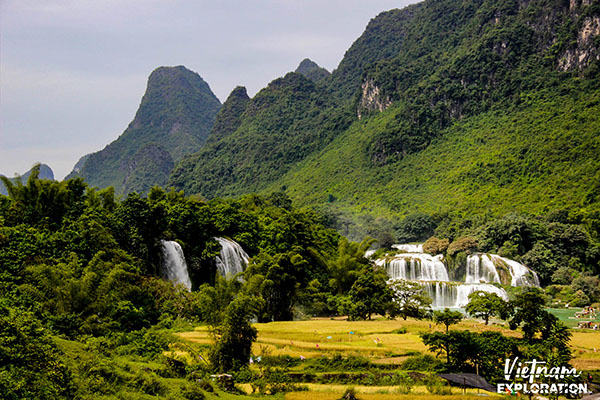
<box><xmin>1</xmin><ymin>0</ymin><xmax>418</xmax><ymax>180</ymax></box>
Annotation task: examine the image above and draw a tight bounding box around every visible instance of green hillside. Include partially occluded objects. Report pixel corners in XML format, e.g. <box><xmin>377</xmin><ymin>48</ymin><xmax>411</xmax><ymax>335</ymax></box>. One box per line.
<box><xmin>167</xmin><ymin>0</ymin><xmax>600</xmax><ymax>234</ymax></box>
<box><xmin>168</xmin><ymin>73</ymin><xmax>353</xmax><ymax>197</ymax></box>
<box><xmin>274</xmin><ymin>81</ymin><xmax>600</xmax><ymax>235</ymax></box>
<box><xmin>67</xmin><ymin>66</ymin><xmax>221</xmax><ymax>195</ymax></box>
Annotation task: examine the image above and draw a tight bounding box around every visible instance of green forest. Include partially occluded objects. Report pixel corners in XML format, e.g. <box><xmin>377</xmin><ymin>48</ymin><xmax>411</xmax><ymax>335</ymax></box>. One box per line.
<box><xmin>1</xmin><ymin>168</ymin><xmax>599</xmax><ymax>399</ymax></box>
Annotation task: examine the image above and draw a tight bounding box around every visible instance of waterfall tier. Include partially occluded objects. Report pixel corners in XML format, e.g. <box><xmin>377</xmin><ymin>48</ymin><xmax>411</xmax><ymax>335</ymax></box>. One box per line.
<box><xmin>378</xmin><ymin>244</ymin><xmax>540</xmax><ymax>308</ymax></box>
<box><xmin>380</xmin><ymin>254</ymin><xmax>449</xmax><ymax>281</ymax></box>
<box><xmin>466</xmin><ymin>254</ymin><xmax>540</xmax><ymax>287</ymax></box>
<box><xmin>465</xmin><ymin>254</ymin><xmax>501</xmax><ymax>284</ymax></box>
<box><xmin>421</xmin><ymin>281</ymin><xmax>509</xmax><ymax>308</ymax></box>
<box><xmin>392</xmin><ymin>243</ymin><xmax>423</xmax><ymax>253</ymax></box>
<box><xmin>215</xmin><ymin>237</ymin><xmax>249</xmax><ymax>278</ymax></box>
<box><xmin>160</xmin><ymin>240</ymin><xmax>192</xmax><ymax>290</ymax></box>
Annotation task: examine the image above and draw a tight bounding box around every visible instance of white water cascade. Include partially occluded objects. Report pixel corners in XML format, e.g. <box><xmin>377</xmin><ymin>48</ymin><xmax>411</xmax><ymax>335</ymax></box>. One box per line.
<box><xmin>422</xmin><ymin>282</ymin><xmax>509</xmax><ymax>308</ymax></box>
<box><xmin>492</xmin><ymin>255</ymin><xmax>540</xmax><ymax>287</ymax></box>
<box><xmin>160</xmin><ymin>240</ymin><xmax>192</xmax><ymax>290</ymax></box>
<box><xmin>466</xmin><ymin>254</ymin><xmax>540</xmax><ymax>286</ymax></box>
<box><xmin>465</xmin><ymin>254</ymin><xmax>501</xmax><ymax>284</ymax></box>
<box><xmin>378</xmin><ymin>243</ymin><xmax>541</xmax><ymax>308</ymax></box>
<box><xmin>215</xmin><ymin>237</ymin><xmax>249</xmax><ymax>278</ymax></box>
<box><xmin>382</xmin><ymin>254</ymin><xmax>449</xmax><ymax>281</ymax></box>
<box><xmin>392</xmin><ymin>243</ymin><xmax>424</xmax><ymax>253</ymax></box>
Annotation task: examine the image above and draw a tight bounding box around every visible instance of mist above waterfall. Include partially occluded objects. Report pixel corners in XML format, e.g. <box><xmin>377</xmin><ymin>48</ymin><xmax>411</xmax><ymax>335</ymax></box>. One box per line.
<box><xmin>160</xmin><ymin>240</ymin><xmax>192</xmax><ymax>290</ymax></box>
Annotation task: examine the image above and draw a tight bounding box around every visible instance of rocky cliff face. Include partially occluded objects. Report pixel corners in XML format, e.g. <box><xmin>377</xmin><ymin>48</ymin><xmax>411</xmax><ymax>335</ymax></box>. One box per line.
<box><xmin>559</xmin><ymin>0</ymin><xmax>600</xmax><ymax>71</ymax></box>
<box><xmin>357</xmin><ymin>78</ymin><xmax>392</xmax><ymax>119</ymax></box>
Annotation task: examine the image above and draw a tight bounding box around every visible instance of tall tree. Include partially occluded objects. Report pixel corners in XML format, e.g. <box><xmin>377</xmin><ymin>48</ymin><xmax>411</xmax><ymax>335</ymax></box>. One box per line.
<box><xmin>465</xmin><ymin>291</ymin><xmax>508</xmax><ymax>325</ymax></box>
<box><xmin>433</xmin><ymin>308</ymin><xmax>463</xmax><ymax>334</ymax></box>
<box><xmin>388</xmin><ymin>279</ymin><xmax>432</xmax><ymax>320</ymax></box>
<box><xmin>210</xmin><ymin>294</ymin><xmax>263</xmax><ymax>372</ymax></box>
<box><xmin>349</xmin><ymin>266</ymin><xmax>391</xmax><ymax>320</ymax></box>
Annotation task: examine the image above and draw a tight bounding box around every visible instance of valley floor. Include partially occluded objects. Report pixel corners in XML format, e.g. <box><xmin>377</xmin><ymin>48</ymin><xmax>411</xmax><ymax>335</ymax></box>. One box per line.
<box><xmin>174</xmin><ymin>311</ymin><xmax>600</xmax><ymax>399</ymax></box>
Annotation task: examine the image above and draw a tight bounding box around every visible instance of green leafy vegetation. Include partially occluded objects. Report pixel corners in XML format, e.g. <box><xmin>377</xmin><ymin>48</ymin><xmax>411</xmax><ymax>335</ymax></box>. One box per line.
<box><xmin>169</xmin><ymin>72</ymin><xmax>354</xmax><ymax>197</ymax></box>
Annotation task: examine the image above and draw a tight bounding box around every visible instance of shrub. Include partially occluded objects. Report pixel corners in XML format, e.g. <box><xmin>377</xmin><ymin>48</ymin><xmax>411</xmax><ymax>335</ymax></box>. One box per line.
<box><xmin>401</xmin><ymin>354</ymin><xmax>443</xmax><ymax>371</ymax></box>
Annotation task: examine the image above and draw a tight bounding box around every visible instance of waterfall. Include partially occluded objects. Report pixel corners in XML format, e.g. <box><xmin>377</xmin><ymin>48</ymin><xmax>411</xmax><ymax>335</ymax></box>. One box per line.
<box><xmin>421</xmin><ymin>282</ymin><xmax>509</xmax><ymax>308</ymax></box>
<box><xmin>378</xmin><ymin>243</ymin><xmax>539</xmax><ymax>308</ymax></box>
<box><xmin>160</xmin><ymin>240</ymin><xmax>192</xmax><ymax>290</ymax></box>
<box><xmin>215</xmin><ymin>237</ymin><xmax>249</xmax><ymax>278</ymax></box>
<box><xmin>392</xmin><ymin>243</ymin><xmax>423</xmax><ymax>253</ymax></box>
<box><xmin>491</xmin><ymin>255</ymin><xmax>540</xmax><ymax>287</ymax></box>
<box><xmin>465</xmin><ymin>254</ymin><xmax>501</xmax><ymax>284</ymax></box>
<box><xmin>384</xmin><ymin>254</ymin><xmax>449</xmax><ymax>281</ymax></box>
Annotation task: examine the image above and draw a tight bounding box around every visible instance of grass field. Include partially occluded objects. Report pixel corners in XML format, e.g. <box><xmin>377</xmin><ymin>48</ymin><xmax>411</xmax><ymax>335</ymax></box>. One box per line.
<box><xmin>175</xmin><ymin>315</ymin><xmax>600</xmax><ymax>399</ymax></box>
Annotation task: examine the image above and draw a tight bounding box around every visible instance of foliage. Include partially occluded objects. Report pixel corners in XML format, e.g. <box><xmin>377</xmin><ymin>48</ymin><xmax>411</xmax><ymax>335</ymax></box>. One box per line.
<box><xmin>401</xmin><ymin>354</ymin><xmax>443</xmax><ymax>372</ymax></box>
<box><xmin>0</xmin><ymin>303</ymin><xmax>75</xmax><ymax>400</ymax></box>
<box><xmin>395</xmin><ymin>213</ymin><xmax>436</xmax><ymax>243</ymax></box>
<box><xmin>388</xmin><ymin>279</ymin><xmax>432</xmax><ymax>320</ymax></box>
<box><xmin>348</xmin><ymin>266</ymin><xmax>391</xmax><ymax>320</ymax></box>
<box><xmin>432</xmin><ymin>308</ymin><xmax>463</xmax><ymax>334</ymax></box>
<box><xmin>508</xmin><ymin>287</ymin><xmax>551</xmax><ymax>342</ymax></box>
<box><xmin>465</xmin><ymin>290</ymin><xmax>508</xmax><ymax>325</ymax></box>
<box><xmin>210</xmin><ymin>294</ymin><xmax>262</xmax><ymax>372</ymax></box>
<box><xmin>446</xmin><ymin>237</ymin><xmax>479</xmax><ymax>257</ymax></box>
<box><xmin>422</xmin><ymin>237</ymin><xmax>449</xmax><ymax>255</ymax></box>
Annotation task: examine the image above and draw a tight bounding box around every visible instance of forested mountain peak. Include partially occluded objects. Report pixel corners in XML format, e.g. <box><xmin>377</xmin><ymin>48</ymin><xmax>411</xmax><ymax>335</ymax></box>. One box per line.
<box><xmin>66</xmin><ymin>65</ymin><xmax>221</xmax><ymax>195</ymax></box>
<box><xmin>295</xmin><ymin>58</ymin><xmax>331</xmax><ymax>82</ymax></box>
<box><xmin>206</xmin><ymin>86</ymin><xmax>250</xmax><ymax>144</ymax></box>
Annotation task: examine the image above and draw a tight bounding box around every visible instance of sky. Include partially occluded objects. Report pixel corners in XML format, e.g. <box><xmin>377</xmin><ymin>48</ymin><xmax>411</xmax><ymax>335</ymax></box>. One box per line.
<box><xmin>1</xmin><ymin>0</ymin><xmax>418</xmax><ymax>180</ymax></box>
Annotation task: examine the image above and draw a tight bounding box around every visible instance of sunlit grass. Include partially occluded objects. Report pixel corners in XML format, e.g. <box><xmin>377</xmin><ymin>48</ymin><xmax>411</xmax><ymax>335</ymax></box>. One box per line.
<box><xmin>177</xmin><ymin>316</ymin><xmax>600</xmax><ymax>368</ymax></box>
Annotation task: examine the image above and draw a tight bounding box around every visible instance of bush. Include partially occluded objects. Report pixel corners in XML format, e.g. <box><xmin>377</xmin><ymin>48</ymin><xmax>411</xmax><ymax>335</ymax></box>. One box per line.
<box><xmin>340</xmin><ymin>387</ymin><xmax>361</xmax><ymax>400</ymax></box>
<box><xmin>447</xmin><ymin>237</ymin><xmax>479</xmax><ymax>257</ymax></box>
<box><xmin>401</xmin><ymin>354</ymin><xmax>443</xmax><ymax>371</ymax></box>
<box><xmin>181</xmin><ymin>383</ymin><xmax>206</xmax><ymax>400</ymax></box>
<box><xmin>425</xmin><ymin>376</ymin><xmax>453</xmax><ymax>395</ymax></box>
<box><xmin>423</xmin><ymin>237</ymin><xmax>450</xmax><ymax>255</ymax></box>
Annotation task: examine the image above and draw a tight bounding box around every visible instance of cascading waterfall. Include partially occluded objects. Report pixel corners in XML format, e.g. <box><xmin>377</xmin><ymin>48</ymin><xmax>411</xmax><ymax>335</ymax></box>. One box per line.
<box><xmin>421</xmin><ymin>282</ymin><xmax>509</xmax><ymax>308</ymax></box>
<box><xmin>491</xmin><ymin>255</ymin><xmax>540</xmax><ymax>287</ymax></box>
<box><xmin>392</xmin><ymin>243</ymin><xmax>423</xmax><ymax>253</ymax></box>
<box><xmin>384</xmin><ymin>254</ymin><xmax>449</xmax><ymax>281</ymax></box>
<box><xmin>215</xmin><ymin>237</ymin><xmax>249</xmax><ymax>278</ymax></box>
<box><xmin>379</xmin><ymin>243</ymin><xmax>540</xmax><ymax>308</ymax></box>
<box><xmin>160</xmin><ymin>240</ymin><xmax>192</xmax><ymax>290</ymax></box>
<box><xmin>465</xmin><ymin>254</ymin><xmax>501</xmax><ymax>284</ymax></box>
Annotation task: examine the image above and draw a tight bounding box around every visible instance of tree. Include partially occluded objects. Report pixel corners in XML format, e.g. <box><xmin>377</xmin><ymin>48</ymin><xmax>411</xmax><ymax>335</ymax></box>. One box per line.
<box><xmin>433</xmin><ymin>308</ymin><xmax>463</xmax><ymax>333</ymax></box>
<box><xmin>421</xmin><ymin>330</ymin><xmax>476</xmax><ymax>367</ymax></box>
<box><xmin>388</xmin><ymin>279</ymin><xmax>432</xmax><ymax>320</ymax></box>
<box><xmin>508</xmin><ymin>288</ymin><xmax>550</xmax><ymax>343</ymax></box>
<box><xmin>465</xmin><ymin>291</ymin><xmax>508</xmax><ymax>325</ymax></box>
<box><xmin>348</xmin><ymin>266</ymin><xmax>391</xmax><ymax>320</ymax></box>
<box><xmin>0</xmin><ymin>303</ymin><xmax>75</xmax><ymax>399</ymax></box>
<box><xmin>328</xmin><ymin>237</ymin><xmax>375</xmax><ymax>295</ymax></box>
<box><xmin>422</xmin><ymin>237</ymin><xmax>449</xmax><ymax>255</ymax></box>
<box><xmin>210</xmin><ymin>294</ymin><xmax>263</xmax><ymax>372</ymax></box>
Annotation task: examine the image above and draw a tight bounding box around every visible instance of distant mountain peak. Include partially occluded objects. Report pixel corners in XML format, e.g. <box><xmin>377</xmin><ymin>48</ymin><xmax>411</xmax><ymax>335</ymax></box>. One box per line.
<box><xmin>0</xmin><ymin>163</ymin><xmax>54</xmax><ymax>196</ymax></box>
<box><xmin>66</xmin><ymin>65</ymin><xmax>221</xmax><ymax>194</ymax></box>
<box><xmin>207</xmin><ymin>86</ymin><xmax>251</xmax><ymax>144</ymax></box>
<box><xmin>295</xmin><ymin>58</ymin><xmax>330</xmax><ymax>82</ymax></box>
